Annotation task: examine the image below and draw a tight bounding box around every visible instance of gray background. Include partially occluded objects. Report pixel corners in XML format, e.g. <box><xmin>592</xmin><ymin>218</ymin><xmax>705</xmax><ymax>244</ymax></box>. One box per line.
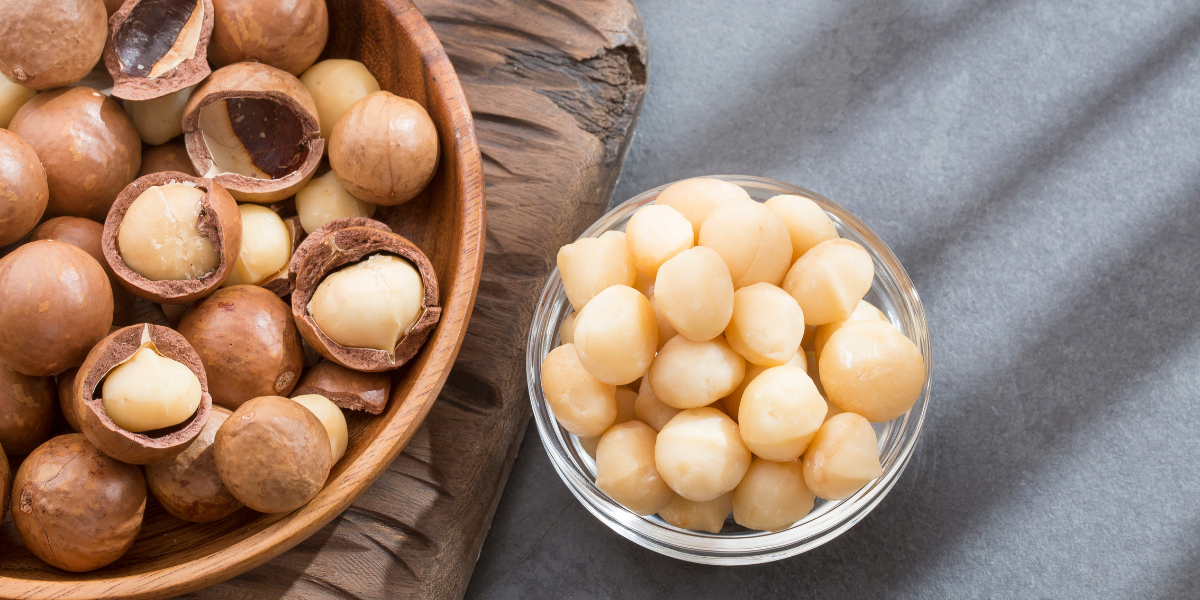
<box><xmin>466</xmin><ymin>0</ymin><xmax>1200</xmax><ymax>597</ymax></box>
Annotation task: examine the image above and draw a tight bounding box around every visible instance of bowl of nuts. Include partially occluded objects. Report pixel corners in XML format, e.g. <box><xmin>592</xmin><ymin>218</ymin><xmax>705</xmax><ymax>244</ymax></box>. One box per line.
<box><xmin>528</xmin><ymin>175</ymin><xmax>930</xmax><ymax>564</ymax></box>
<box><xmin>0</xmin><ymin>0</ymin><xmax>483</xmax><ymax>595</ymax></box>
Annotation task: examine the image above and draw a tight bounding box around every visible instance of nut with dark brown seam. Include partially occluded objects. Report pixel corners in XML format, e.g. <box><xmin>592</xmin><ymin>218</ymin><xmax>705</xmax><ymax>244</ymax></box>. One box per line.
<box><xmin>104</xmin><ymin>0</ymin><xmax>214</xmax><ymax>100</ymax></box>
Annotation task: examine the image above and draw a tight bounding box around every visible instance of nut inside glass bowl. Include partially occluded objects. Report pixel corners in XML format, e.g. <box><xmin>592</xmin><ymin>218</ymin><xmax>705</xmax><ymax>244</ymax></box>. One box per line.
<box><xmin>525</xmin><ymin>175</ymin><xmax>932</xmax><ymax>565</ymax></box>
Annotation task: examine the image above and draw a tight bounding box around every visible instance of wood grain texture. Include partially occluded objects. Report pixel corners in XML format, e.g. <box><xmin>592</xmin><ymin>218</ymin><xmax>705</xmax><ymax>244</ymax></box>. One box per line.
<box><xmin>183</xmin><ymin>1</ymin><xmax>648</xmax><ymax>598</ymax></box>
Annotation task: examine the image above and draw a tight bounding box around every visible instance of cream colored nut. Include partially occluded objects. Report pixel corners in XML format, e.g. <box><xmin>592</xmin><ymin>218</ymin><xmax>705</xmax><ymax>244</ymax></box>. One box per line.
<box><xmin>614</xmin><ymin>386</ymin><xmax>638</xmax><ymax>425</ymax></box>
<box><xmin>732</xmin><ymin>458</ymin><xmax>815</xmax><ymax>532</ymax></box>
<box><xmin>823</xmin><ymin>395</ymin><xmax>842</xmax><ymax>422</ymax></box>
<box><xmin>101</xmin><ymin>346</ymin><xmax>202</xmax><ymax>432</ymax></box>
<box><xmin>764</xmin><ymin>194</ymin><xmax>838</xmax><ymax>261</ymax></box>
<box><xmin>625</xmin><ymin>204</ymin><xmax>693</xmax><ymax>277</ymax></box>
<box><xmin>292</xmin><ymin>394</ymin><xmax>348</xmax><ymax>463</ymax></box>
<box><xmin>782</xmin><ymin>239</ymin><xmax>874</xmax><ymax>325</ymax></box>
<box><xmin>654</xmin><ymin>246</ymin><xmax>734</xmax><ymax>341</ymax></box>
<box><xmin>309</xmin><ymin>254</ymin><xmax>424</xmax><ymax>352</ymax></box>
<box><xmin>720</xmin><ymin>352</ymin><xmax>804</xmax><ymax>422</ymax></box>
<box><xmin>540</xmin><ymin>343</ymin><xmax>616</xmax><ymax>437</ymax></box>
<box><xmin>633</xmin><ymin>269</ymin><xmax>654</xmax><ymax>299</ymax></box>
<box><xmin>224</xmin><ymin>204</ymin><xmax>291</xmax><ymax>286</ymax></box>
<box><xmin>0</xmin><ymin>76</ymin><xmax>36</xmax><ymax>129</ymax></box>
<box><xmin>648</xmin><ymin>295</ymin><xmax>677</xmax><ymax>351</ymax></box>
<box><xmin>123</xmin><ymin>85</ymin><xmax>194</xmax><ymax>146</ymax></box>
<box><xmin>118</xmin><ymin>182</ymin><xmax>219</xmax><ymax>281</ymax></box>
<box><xmin>813</xmin><ymin>300</ymin><xmax>884</xmax><ymax>360</ymax></box>
<box><xmin>737</xmin><ymin>365</ymin><xmax>825</xmax><ymax>461</ymax></box>
<box><xmin>557</xmin><ymin>231</ymin><xmax>636</xmax><ymax>311</ymax></box>
<box><xmin>634</xmin><ymin>376</ymin><xmax>680</xmax><ymax>432</ymax></box>
<box><xmin>559</xmin><ymin>312</ymin><xmax>576</xmax><ymax>345</ymax></box>
<box><xmin>648</xmin><ymin>335</ymin><xmax>744</xmax><ymax>409</ymax></box>
<box><xmin>698</xmin><ymin>200</ymin><xmax>792</xmax><ymax>288</ymax></box>
<box><xmin>820</xmin><ymin>320</ymin><xmax>924</xmax><ymax>422</ymax></box>
<box><xmin>654</xmin><ymin>407</ymin><xmax>751</xmax><ymax>502</ymax></box>
<box><xmin>658</xmin><ymin>492</ymin><xmax>732</xmax><ymax>533</ymax></box>
<box><xmin>802</xmin><ymin>412</ymin><xmax>882</xmax><ymax>500</ymax></box>
<box><xmin>573</xmin><ymin>285</ymin><xmax>657</xmax><ymax>386</ymax></box>
<box><xmin>724</xmin><ymin>283</ymin><xmax>805</xmax><ymax>366</ymax></box>
<box><xmin>299</xmin><ymin>59</ymin><xmax>381</xmax><ymax>143</ymax></box>
<box><xmin>596</xmin><ymin>420</ymin><xmax>676</xmax><ymax>515</ymax></box>
<box><xmin>654</xmin><ymin>178</ymin><xmax>752</xmax><ymax>237</ymax></box>
<box><xmin>295</xmin><ymin>171</ymin><xmax>376</xmax><ymax>234</ymax></box>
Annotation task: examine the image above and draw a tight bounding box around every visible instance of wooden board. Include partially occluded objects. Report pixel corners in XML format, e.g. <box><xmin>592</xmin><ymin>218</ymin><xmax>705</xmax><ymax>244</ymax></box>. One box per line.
<box><xmin>184</xmin><ymin>1</ymin><xmax>648</xmax><ymax>598</ymax></box>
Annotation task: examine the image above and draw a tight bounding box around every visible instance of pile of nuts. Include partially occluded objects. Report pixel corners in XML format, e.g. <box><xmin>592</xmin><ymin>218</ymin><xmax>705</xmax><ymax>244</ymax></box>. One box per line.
<box><xmin>0</xmin><ymin>0</ymin><xmax>444</xmax><ymax>573</ymax></box>
<box><xmin>543</xmin><ymin>178</ymin><xmax>926</xmax><ymax>533</ymax></box>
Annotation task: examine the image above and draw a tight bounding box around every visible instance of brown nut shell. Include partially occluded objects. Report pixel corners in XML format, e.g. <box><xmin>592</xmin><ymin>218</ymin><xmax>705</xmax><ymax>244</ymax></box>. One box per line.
<box><xmin>0</xmin><ymin>129</ymin><xmax>48</xmax><ymax>246</ymax></box>
<box><xmin>58</xmin><ymin>367</ymin><xmax>82</xmax><ymax>432</ymax></box>
<box><xmin>30</xmin><ymin>216</ymin><xmax>138</xmax><ymax>326</ymax></box>
<box><xmin>328</xmin><ymin>92</ymin><xmax>439</xmax><ymax>206</ymax></box>
<box><xmin>11</xmin><ymin>434</ymin><xmax>146</xmax><ymax>572</ymax></box>
<box><xmin>0</xmin><ymin>448</ymin><xmax>8</xmax><ymax>519</ymax></box>
<box><xmin>293</xmin><ymin>360</ymin><xmax>391</xmax><ymax>414</ymax></box>
<box><xmin>214</xmin><ymin>395</ymin><xmax>331</xmax><ymax>513</ymax></box>
<box><xmin>292</xmin><ymin>225</ymin><xmax>441</xmax><ymax>372</ymax></box>
<box><xmin>104</xmin><ymin>0</ymin><xmax>214</xmax><ymax>100</ymax></box>
<box><xmin>0</xmin><ymin>362</ymin><xmax>56</xmax><ymax>456</ymax></box>
<box><xmin>182</xmin><ymin>62</ymin><xmax>323</xmax><ymax>203</ymax></box>
<box><xmin>0</xmin><ymin>0</ymin><xmax>107</xmax><ymax>90</ymax></box>
<box><xmin>103</xmin><ymin>171</ymin><xmax>243</xmax><ymax>304</ymax></box>
<box><xmin>208</xmin><ymin>0</ymin><xmax>328</xmax><ymax>76</ymax></box>
<box><xmin>260</xmin><ymin>215</ymin><xmax>305</xmax><ymax>297</ymax></box>
<box><xmin>146</xmin><ymin>405</ymin><xmax>243</xmax><ymax>522</ymax></box>
<box><xmin>177</xmin><ymin>285</ymin><xmax>305</xmax><ymax>409</ymax></box>
<box><xmin>0</xmin><ymin>240</ymin><xmax>114</xmax><ymax>376</ymax></box>
<box><xmin>8</xmin><ymin>87</ymin><xmax>141</xmax><ymax>220</ymax></box>
<box><xmin>286</xmin><ymin>216</ymin><xmax>390</xmax><ymax>286</ymax></box>
<box><xmin>74</xmin><ymin>324</ymin><xmax>213</xmax><ymax>464</ymax></box>
<box><xmin>140</xmin><ymin>141</ymin><xmax>199</xmax><ymax>177</ymax></box>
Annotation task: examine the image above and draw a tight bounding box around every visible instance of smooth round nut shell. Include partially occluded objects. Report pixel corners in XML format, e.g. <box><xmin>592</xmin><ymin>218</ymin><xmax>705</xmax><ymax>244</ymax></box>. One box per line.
<box><xmin>0</xmin><ymin>0</ymin><xmax>107</xmax><ymax>90</ymax></box>
<box><xmin>11</xmin><ymin>434</ymin><xmax>146</xmax><ymax>572</ymax></box>
<box><xmin>0</xmin><ymin>129</ymin><xmax>48</xmax><ymax>246</ymax></box>
<box><xmin>328</xmin><ymin>91</ymin><xmax>439</xmax><ymax>206</ymax></box>
<box><xmin>103</xmin><ymin>0</ymin><xmax>215</xmax><ymax>100</ymax></box>
<box><xmin>0</xmin><ymin>240</ymin><xmax>113</xmax><ymax>376</ymax></box>
<box><xmin>820</xmin><ymin>320</ymin><xmax>926</xmax><ymax>422</ymax></box>
<box><xmin>0</xmin><ymin>362</ymin><xmax>56</xmax><ymax>456</ymax></box>
<box><xmin>208</xmin><ymin>0</ymin><xmax>328</xmax><ymax>76</ymax></box>
<box><xmin>214</xmin><ymin>395</ymin><xmax>332</xmax><ymax>513</ymax></box>
<box><xmin>29</xmin><ymin>216</ymin><xmax>137</xmax><ymax>325</ymax></box>
<box><xmin>145</xmin><ymin>406</ymin><xmax>243</xmax><ymax>522</ymax></box>
<box><xmin>139</xmin><ymin>142</ymin><xmax>199</xmax><ymax>177</ymax></box>
<box><xmin>0</xmin><ymin>449</ymin><xmax>8</xmax><ymax>519</ymax></box>
<box><xmin>292</xmin><ymin>360</ymin><xmax>392</xmax><ymax>415</ymax></box>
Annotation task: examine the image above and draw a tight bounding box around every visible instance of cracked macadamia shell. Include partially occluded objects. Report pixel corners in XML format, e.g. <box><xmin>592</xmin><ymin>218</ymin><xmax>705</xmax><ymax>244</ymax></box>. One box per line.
<box><xmin>8</xmin><ymin>87</ymin><xmax>141</xmax><ymax>220</ymax></box>
<box><xmin>214</xmin><ymin>395</ymin><xmax>332</xmax><ymax>513</ymax></box>
<box><xmin>11</xmin><ymin>434</ymin><xmax>146</xmax><ymax>572</ymax></box>
<box><xmin>293</xmin><ymin>360</ymin><xmax>391</xmax><ymax>415</ymax></box>
<box><xmin>0</xmin><ymin>129</ymin><xmax>48</xmax><ymax>246</ymax></box>
<box><xmin>30</xmin><ymin>216</ymin><xmax>137</xmax><ymax>325</ymax></box>
<box><xmin>0</xmin><ymin>363</ymin><xmax>56</xmax><ymax>456</ymax></box>
<box><xmin>177</xmin><ymin>285</ymin><xmax>305</xmax><ymax>409</ymax></box>
<box><xmin>328</xmin><ymin>91</ymin><xmax>439</xmax><ymax>206</ymax></box>
<box><xmin>104</xmin><ymin>0</ymin><xmax>214</xmax><ymax>100</ymax></box>
<box><xmin>0</xmin><ymin>0</ymin><xmax>107</xmax><ymax>90</ymax></box>
<box><xmin>74</xmin><ymin>324</ymin><xmax>213</xmax><ymax>464</ymax></box>
<box><xmin>0</xmin><ymin>240</ymin><xmax>114</xmax><ymax>376</ymax></box>
<box><xmin>146</xmin><ymin>406</ymin><xmax>244</xmax><ymax>522</ymax></box>
<box><xmin>208</xmin><ymin>0</ymin><xmax>328</xmax><ymax>76</ymax></box>
<box><xmin>182</xmin><ymin>62</ymin><xmax>323</xmax><ymax>203</ymax></box>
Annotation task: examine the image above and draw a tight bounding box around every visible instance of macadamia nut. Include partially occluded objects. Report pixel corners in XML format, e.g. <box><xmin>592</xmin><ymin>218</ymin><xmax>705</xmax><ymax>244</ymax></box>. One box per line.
<box><xmin>117</xmin><ymin>182</ymin><xmax>219</xmax><ymax>281</ymax></box>
<box><xmin>658</xmin><ymin>492</ymin><xmax>732</xmax><ymax>533</ymax></box>
<box><xmin>123</xmin><ymin>85</ymin><xmax>194</xmax><ymax>145</ymax></box>
<box><xmin>633</xmin><ymin>269</ymin><xmax>654</xmax><ymax>299</ymax></box>
<box><xmin>737</xmin><ymin>365</ymin><xmax>825</xmax><ymax>461</ymax></box>
<box><xmin>782</xmin><ymin>239</ymin><xmax>874</xmax><ymax>325</ymax></box>
<box><xmin>732</xmin><ymin>458</ymin><xmax>815</xmax><ymax>532</ymax></box>
<box><xmin>720</xmin><ymin>352</ymin><xmax>805</xmax><ymax>422</ymax></box>
<box><xmin>295</xmin><ymin>170</ymin><xmax>376</xmax><ymax>234</ymax></box>
<box><xmin>596</xmin><ymin>421</ymin><xmax>675</xmax><ymax>515</ymax></box>
<box><xmin>802</xmin><ymin>412</ymin><xmax>883</xmax><ymax>500</ymax></box>
<box><xmin>557</xmin><ymin>231</ymin><xmax>636</xmax><ymax>310</ymax></box>
<box><xmin>308</xmin><ymin>254</ymin><xmax>424</xmax><ymax>352</ymax></box>
<box><xmin>634</xmin><ymin>376</ymin><xmax>680</xmax><ymax>432</ymax></box>
<box><xmin>224</xmin><ymin>204</ymin><xmax>291</xmax><ymax>286</ymax></box>
<box><xmin>698</xmin><ymin>200</ymin><xmax>792</xmax><ymax>288</ymax></box>
<box><xmin>541</xmin><ymin>344</ymin><xmax>617</xmax><ymax>437</ymax></box>
<box><xmin>299</xmin><ymin>59</ymin><xmax>381</xmax><ymax>142</ymax></box>
<box><xmin>328</xmin><ymin>91</ymin><xmax>438</xmax><ymax>206</ymax></box>
<box><xmin>0</xmin><ymin>76</ymin><xmax>35</xmax><ymax>128</ymax></box>
<box><xmin>654</xmin><ymin>407</ymin><xmax>751</xmax><ymax>502</ymax></box>
<box><xmin>724</xmin><ymin>283</ymin><xmax>805</xmax><ymax>366</ymax></box>
<box><xmin>572</xmin><ymin>285</ymin><xmax>657</xmax><ymax>385</ymax></box>
<box><xmin>820</xmin><ymin>320</ymin><xmax>925</xmax><ymax>422</ymax></box>
<box><xmin>292</xmin><ymin>394</ymin><xmax>348</xmax><ymax>463</ymax></box>
<box><xmin>764</xmin><ymin>194</ymin><xmax>838</xmax><ymax>261</ymax></box>
<box><xmin>654</xmin><ymin>178</ymin><xmax>752</xmax><ymax>237</ymax></box>
<box><xmin>813</xmin><ymin>300</ymin><xmax>885</xmax><ymax>360</ymax></box>
<box><xmin>624</xmin><ymin>204</ymin><xmax>693</xmax><ymax>277</ymax></box>
<box><xmin>654</xmin><ymin>246</ymin><xmax>734</xmax><ymax>341</ymax></box>
<box><xmin>101</xmin><ymin>345</ymin><xmax>202</xmax><ymax>433</ymax></box>
<box><xmin>648</xmin><ymin>335</ymin><xmax>745</xmax><ymax>409</ymax></box>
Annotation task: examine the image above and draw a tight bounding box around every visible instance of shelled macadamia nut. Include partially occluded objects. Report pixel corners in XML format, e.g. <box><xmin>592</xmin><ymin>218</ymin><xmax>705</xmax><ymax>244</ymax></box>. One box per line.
<box><xmin>654</xmin><ymin>246</ymin><xmax>734</xmax><ymax>341</ymax></box>
<box><xmin>182</xmin><ymin>62</ymin><xmax>324</xmax><ymax>203</ymax></box>
<box><xmin>737</xmin><ymin>365</ymin><xmax>825</xmax><ymax>461</ymax></box>
<box><xmin>328</xmin><ymin>91</ymin><xmax>438</xmax><ymax>206</ymax></box>
<box><xmin>625</xmin><ymin>204</ymin><xmax>694</xmax><ymax>277</ymax></box>
<box><xmin>782</xmin><ymin>238</ymin><xmax>874</xmax><ymax>325</ymax></box>
<box><xmin>0</xmin><ymin>362</ymin><xmax>56</xmax><ymax>456</ymax></box>
<box><xmin>802</xmin><ymin>412</ymin><xmax>883</xmax><ymax>500</ymax></box>
<box><xmin>634</xmin><ymin>377</ymin><xmax>681</xmax><ymax>432</ymax></box>
<box><xmin>309</xmin><ymin>255</ymin><xmax>423</xmax><ymax>349</ymax></box>
<box><xmin>658</xmin><ymin>492</ymin><xmax>732</xmax><ymax>533</ymax></box>
<box><xmin>654</xmin><ymin>407</ymin><xmax>751</xmax><ymax>502</ymax></box>
<box><xmin>104</xmin><ymin>0</ymin><xmax>213</xmax><ymax>100</ymax></box>
<box><xmin>557</xmin><ymin>231</ymin><xmax>636</xmax><ymax>311</ymax></box>
<box><xmin>0</xmin><ymin>77</ymin><xmax>36</xmax><ymax>128</ymax></box>
<box><xmin>720</xmin><ymin>352</ymin><xmax>805</xmax><ymax>422</ymax></box>
<box><xmin>11</xmin><ymin>434</ymin><xmax>146</xmax><ymax>572</ymax></box>
<box><xmin>224</xmin><ymin>204</ymin><xmax>293</xmax><ymax>287</ymax></box>
<box><xmin>295</xmin><ymin>171</ymin><xmax>376</xmax><ymax>233</ymax></box>
<box><xmin>698</xmin><ymin>199</ymin><xmax>792</xmax><ymax>288</ymax></box>
<box><xmin>0</xmin><ymin>129</ymin><xmax>48</xmax><ymax>246</ymax></box>
<box><xmin>732</xmin><ymin>458</ymin><xmax>815</xmax><ymax>532</ymax></box>
<box><xmin>655</xmin><ymin>178</ymin><xmax>752</xmax><ymax>237</ymax></box>
<box><xmin>292</xmin><ymin>394</ymin><xmax>348</xmax><ymax>463</ymax></box>
<box><xmin>208</xmin><ymin>0</ymin><xmax>328</xmax><ymax>76</ymax></box>
<box><xmin>178</xmin><ymin>285</ymin><xmax>304</xmax><ymax>409</ymax></box>
<box><xmin>764</xmin><ymin>194</ymin><xmax>839</xmax><ymax>261</ymax></box>
<box><xmin>724</xmin><ymin>283</ymin><xmax>805</xmax><ymax>366</ymax></box>
<box><xmin>541</xmin><ymin>344</ymin><xmax>617</xmax><ymax>437</ymax></box>
<box><xmin>300</xmin><ymin>59</ymin><xmax>381</xmax><ymax>144</ymax></box>
<box><xmin>633</xmin><ymin>269</ymin><xmax>654</xmax><ymax>298</ymax></box>
<box><xmin>30</xmin><ymin>216</ymin><xmax>137</xmax><ymax>325</ymax></box>
<box><xmin>648</xmin><ymin>335</ymin><xmax>745</xmax><ymax>409</ymax></box>
<box><xmin>139</xmin><ymin>142</ymin><xmax>198</xmax><ymax>177</ymax></box>
<box><xmin>123</xmin><ymin>86</ymin><xmax>196</xmax><ymax>145</ymax></box>
<box><xmin>572</xmin><ymin>285</ymin><xmax>657</xmax><ymax>386</ymax></box>
<box><xmin>813</xmin><ymin>300</ymin><xmax>885</xmax><ymax>360</ymax></box>
<box><xmin>293</xmin><ymin>360</ymin><xmax>392</xmax><ymax>414</ymax></box>
<box><xmin>0</xmin><ymin>0</ymin><xmax>107</xmax><ymax>90</ymax></box>
<box><xmin>0</xmin><ymin>241</ymin><xmax>113</xmax><ymax>376</ymax></box>
<box><xmin>145</xmin><ymin>406</ymin><xmax>243</xmax><ymax>522</ymax></box>
<box><xmin>820</xmin><ymin>320</ymin><xmax>925</xmax><ymax>422</ymax></box>
<box><xmin>101</xmin><ymin>342</ymin><xmax>203</xmax><ymax>433</ymax></box>
<box><xmin>8</xmin><ymin>87</ymin><xmax>141</xmax><ymax>220</ymax></box>
<box><xmin>215</xmin><ymin>395</ymin><xmax>332</xmax><ymax>513</ymax></box>
<box><xmin>596</xmin><ymin>421</ymin><xmax>675</xmax><ymax>515</ymax></box>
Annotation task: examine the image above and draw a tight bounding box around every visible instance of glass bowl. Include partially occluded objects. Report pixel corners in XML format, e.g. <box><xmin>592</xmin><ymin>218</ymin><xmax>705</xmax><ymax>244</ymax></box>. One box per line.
<box><xmin>525</xmin><ymin>175</ymin><xmax>932</xmax><ymax>565</ymax></box>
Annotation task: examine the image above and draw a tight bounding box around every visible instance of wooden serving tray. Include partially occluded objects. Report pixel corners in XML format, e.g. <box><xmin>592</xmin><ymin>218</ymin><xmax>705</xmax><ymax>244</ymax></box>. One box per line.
<box><xmin>185</xmin><ymin>0</ymin><xmax>648</xmax><ymax>597</ymax></box>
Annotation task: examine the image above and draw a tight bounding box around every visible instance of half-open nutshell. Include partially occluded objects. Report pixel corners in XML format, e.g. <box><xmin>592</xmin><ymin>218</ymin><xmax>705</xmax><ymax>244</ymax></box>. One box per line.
<box><xmin>103</xmin><ymin>171</ymin><xmax>242</xmax><ymax>304</ymax></box>
<box><xmin>74</xmin><ymin>323</ymin><xmax>213</xmax><ymax>464</ymax></box>
<box><xmin>286</xmin><ymin>216</ymin><xmax>388</xmax><ymax>292</ymax></box>
<box><xmin>259</xmin><ymin>215</ymin><xmax>304</xmax><ymax>297</ymax></box>
<box><xmin>104</xmin><ymin>0</ymin><xmax>214</xmax><ymax>100</ymax></box>
<box><xmin>292</xmin><ymin>225</ymin><xmax>440</xmax><ymax>372</ymax></box>
<box><xmin>293</xmin><ymin>360</ymin><xmax>392</xmax><ymax>414</ymax></box>
<box><xmin>182</xmin><ymin>62</ymin><xmax>323</xmax><ymax>203</ymax></box>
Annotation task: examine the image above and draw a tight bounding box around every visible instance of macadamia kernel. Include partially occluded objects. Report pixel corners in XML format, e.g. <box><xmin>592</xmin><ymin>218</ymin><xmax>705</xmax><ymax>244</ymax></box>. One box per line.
<box><xmin>541</xmin><ymin>344</ymin><xmax>617</xmax><ymax>437</ymax></box>
<box><xmin>698</xmin><ymin>200</ymin><xmax>792</xmax><ymax>288</ymax></box>
<box><xmin>820</xmin><ymin>320</ymin><xmax>925</xmax><ymax>422</ymax></box>
<box><xmin>654</xmin><ymin>246</ymin><xmax>734</xmax><ymax>341</ymax></box>
<box><xmin>557</xmin><ymin>231</ymin><xmax>636</xmax><ymax>310</ymax></box>
<box><xmin>117</xmin><ymin>183</ymin><xmax>219</xmax><ymax>281</ymax></box>
<box><xmin>802</xmin><ymin>412</ymin><xmax>883</xmax><ymax>500</ymax></box>
<box><xmin>101</xmin><ymin>346</ymin><xmax>202</xmax><ymax>432</ymax></box>
<box><xmin>299</xmin><ymin>59</ymin><xmax>381</xmax><ymax>142</ymax></box>
<box><xmin>292</xmin><ymin>394</ymin><xmax>348</xmax><ymax>463</ymax></box>
<box><xmin>596</xmin><ymin>421</ymin><xmax>675</xmax><ymax>515</ymax></box>
<box><xmin>648</xmin><ymin>335</ymin><xmax>745</xmax><ymax>409</ymax></box>
<box><xmin>737</xmin><ymin>365</ymin><xmax>826</xmax><ymax>461</ymax></box>
<box><xmin>724</xmin><ymin>283</ymin><xmax>805</xmax><ymax>366</ymax></box>
<box><xmin>123</xmin><ymin>86</ymin><xmax>194</xmax><ymax>146</ymax></box>
<box><xmin>0</xmin><ymin>77</ymin><xmax>36</xmax><ymax>128</ymax></box>
<box><xmin>782</xmin><ymin>239</ymin><xmax>874</xmax><ymax>325</ymax></box>
<box><xmin>572</xmin><ymin>285</ymin><xmax>657</xmax><ymax>386</ymax></box>
<box><xmin>634</xmin><ymin>376</ymin><xmax>680</xmax><ymax>432</ymax></box>
<box><xmin>658</xmin><ymin>492</ymin><xmax>732</xmax><ymax>533</ymax></box>
<box><xmin>654</xmin><ymin>407</ymin><xmax>751</xmax><ymax>502</ymax></box>
<box><xmin>654</xmin><ymin>178</ymin><xmax>752</xmax><ymax>237</ymax></box>
<box><xmin>764</xmin><ymin>194</ymin><xmax>838</xmax><ymax>261</ymax></box>
<box><xmin>295</xmin><ymin>171</ymin><xmax>376</xmax><ymax>233</ymax></box>
<box><xmin>309</xmin><ymin>254</ymin><xmax>424</xmax><ymax>352</ymax></box>
<box><xmin>732</xmin><ymin>458</ymin><xmax>815</xmax><ymax>532</ymax></box>
<box><xmin>813</xmin><ymin>300</ymin><xmax>885</xmax><ymax>360</ymax></box>
<box><xmin>720</xmin><ymin>352</ymin><xmax>804</xmax><ymax>422</ymax></box>
<box><xmin>625</xmin><ymin>204</ymin><xmax>694</xmax><ymax>277</ymax></box>
<box><xmin>224</xmin><ymin>204</ymin><xmax>291</xmax><ymax>286</ymax></box>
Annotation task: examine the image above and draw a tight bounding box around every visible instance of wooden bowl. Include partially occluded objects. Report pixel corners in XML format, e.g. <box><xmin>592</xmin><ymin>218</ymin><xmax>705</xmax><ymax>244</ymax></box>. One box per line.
<box><xmin>0</xmin><ymin>0</ymin><xmax>485</xmax><ymax>597</ymax></box>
